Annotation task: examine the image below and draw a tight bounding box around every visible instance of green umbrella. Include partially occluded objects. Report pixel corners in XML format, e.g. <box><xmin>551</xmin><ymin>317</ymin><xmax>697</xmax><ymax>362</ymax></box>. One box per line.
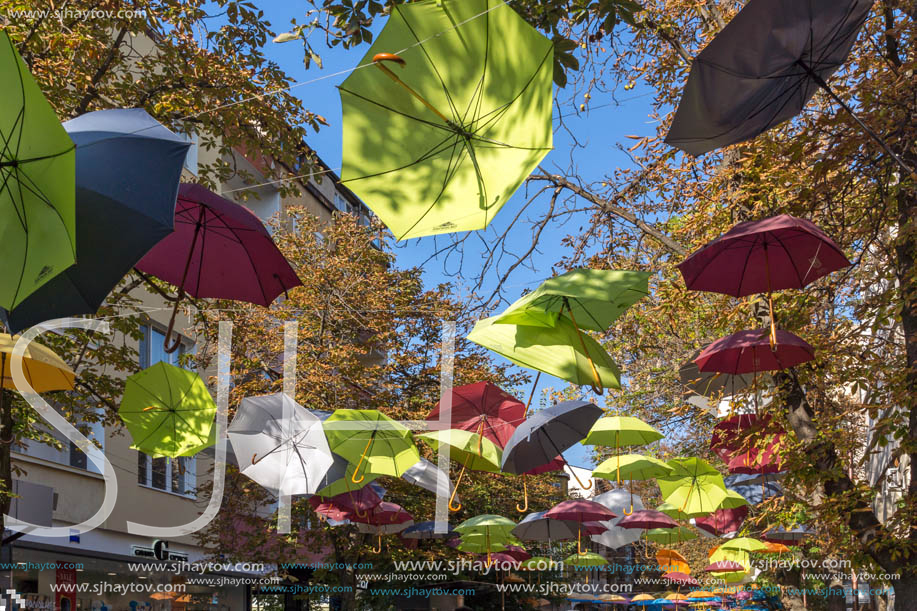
<box><xmin>315</xmin><ymin>459</ymin><xmax>382</xmax><ymax>498</ymax></box>
<box><xmin>324</xmin><ymin>409</ymin><xmax>420</xmax><ymax>482</ymax></box>
<box><xmin>583</xmin><ymin>416</ymin><xmax>663</xmax><ymax>487</ymax></box>
<box><xmin>717</xmin><ymin>489</ymin><xmax>751</xmax><ymax>510</ymax></box>
<box><xmin>643</xmin><ymin>527</ymin><xmax>698</xmax><ymax>545</ymax></box>
<box><xmin>456</xmin><ymin>539</ymin><xmax>508</xmax><ymax>554</ymax></box>
<box><xmin>468</xmin><ymin>315</ymin><xmax>621</xmax><ymax>391</ymax></box>
<box><xmin>564</xmin><ymin>551</ymin><xmax>607</xmax><ymax>567</ymax></box>
<box><xmin>459</xmin><ymin>531</ymin><xmax>522</xmax><ymax>547</ymax></box>
<box><xmin>455</xmin><ymin>514</ymin><xmax>516</xmax><ymax>538</ymax></box>
<box><xmin>593</xmin><ymin>453</ymin><xmax>672</xmax><ymax>516</ymax></box>
<box><xmin>657</xmin><ymin>458</ymin><xmax>729</xmax><ymax>516</ymax></box>
<box><xmin>144</xmin><ymin>423</ymin><xmax>216</xmax><ymax>459</ymax></box>
<box><xmin>417</xmin><ymin>428</ymin><xmax>502</xmax><ymax>512</ymax></box>
<box><xmin>0</xmin><ymin>31</ymin><xmax>76</xmax><ymax>309</ymax></box>
<box><xmin>339</xmin><ymin>0</ymin><xmax>553</xmax><ymax>240</ymax></box>
<box><xmin>656</xmin><ymin>502</ymin><xmax>694</xmax><ymax>521</ymax></box>
<box><xmin>709</xmin><ymin>546</ymin><xmax>751</xmax><ymax>570</ymax></box>
<box><xmin>719</xmin><ymin>537</ymin><xmax>768</xmax><ymax>553</ymax></box>
<box><xmin>494</xmin><ymin>269</ymin><xmax>650</xmax><ymax>331</ymax></box>
<box><xmin>119</xmin><ymin>362</ymin><xmax>217</xmax><ymax>458</ymax></box>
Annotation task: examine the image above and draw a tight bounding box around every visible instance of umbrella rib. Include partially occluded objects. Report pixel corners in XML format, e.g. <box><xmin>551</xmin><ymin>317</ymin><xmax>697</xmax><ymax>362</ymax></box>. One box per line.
<box><xmin>338</xmin><ymin>87</ymin><xmax>456</xmax><ymax>135</ymax></box>
<box><xmin>460</xmin><ymin>0</ymin><xmax>491</xmax><ymax>131</ymax></box>
<box><xmin>201</xmin><ymin>206</ymin><xmax>274</xmax><ymax>305</ymax></box>
<box><xmin>398</xmin><ymin>133</ymin><xmax>469</xmax><ymax>238</ymax></box>
<box><xmin>342</xmin><ymin>129</ymin><xmax>461</xmax><ymax>183</ymax></box>
<box><xmin>768</xmin><ymin>230</ymin><xmax>808</xmax><ymax>289</ymax></box>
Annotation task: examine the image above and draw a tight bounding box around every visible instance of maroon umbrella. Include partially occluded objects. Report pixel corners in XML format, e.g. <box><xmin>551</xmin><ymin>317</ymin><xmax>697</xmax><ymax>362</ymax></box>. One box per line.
<box><xmin>695</xmin><ymin>329</ymin><xmax>814</xmax><ymax>375</ymax></box>
<box><xmin>678</xmin><ymin>214</ymin><xmax>850</xmax><ymax>345</ymax></box>
<box><xmin>309</xmin><ymin>485</ymin><xmax>384</xmax><ymax>520</ymax></box>
<box><xmin>350</xmin><ymin>501</ymin><xmax>413</xmax><ymax>526</ymax></box>
<box><xmin>695</xmin><ymin>506</ymin><xmax>748</xmax><ymax>537</ymax></box>
<box><xmin>484</xmin><ymin>552</ymin><xmax>522</xmax><ymax>566</ymax></box>
<box><xmin>704</xmin><ymin>560</ymin><xmax>746</xmax><ymax>573</ymax></box>
<box><xmin>427</xmin><ymin>381</ymin><xmax>525</xmax><ymax>448</ymax></box>
<box><xmin>727</xmin><ymin>439</ymin><xmax>785</xmax><ymax>474</ymax></box>
<box><xmin>502</xmin><ymin>545</ymin><xmax>532</xmax><ymax>562</ymax></box>
<box><xmin>581</xmin><ymin>521</ymin><xmax>609</xmax><ymax>536</ymax></box>
<box><xmin>136</xmin><ymin>183</ymin><xmax>302</xmax><ymax>352</ymax></box>
<box><xmin>663</xmin><ymin>572</ymin><xmax>700</xmax><ymax>587</ymax></box>
<box><xmin>525</xmin><ymin>455</ymin><xmax>565</xmax><ymax>475</ymax></box>
<box><xmin>545</xmin><ymin>499</ymin><xmax>617</xmax><ymax>554</ymax></box>
<box><xmin>618</xmin><ymin>510</ymin><xmax>679</xmax><ymax>531</ymax></box>
<box><xmin>710</xmin><ymin>414</ymin><xmax>776</xmax><ymax>462</ymax></box>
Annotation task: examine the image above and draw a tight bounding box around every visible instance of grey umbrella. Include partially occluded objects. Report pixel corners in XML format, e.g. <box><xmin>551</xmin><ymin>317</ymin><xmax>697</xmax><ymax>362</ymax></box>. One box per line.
<box><xmin>589</xmin><ymin>489</ymin><xmax>645</xmax><ymax>550</ymax></box>
<box><xmin>501</xmin><ymin>400</ymin><xmax>602</xmax><ymax>492</ymax></box>
<box><xmin>1</xmin><ymin>109</ymin><xmax>190</xmax><ymax>332</ymax></box>
<box><xmin>511</xmin><ymin>511</ymin><xmax>579</xmax><ymax>542</ymax></box>
<box><xmin>679</xmin><ymin>352</ymin><xmax>760</xmax><ymax>399</ymax></box>
<box><xmin>401</xmin><ymin>457</ymin><xmax>458</xmax><ymax>503</ymax></box>
<box><xmin>401</xmin><ymin>521</ymin><xmax>456</xmax><ymax>540</ymax></box>
<box><xmin>666</xmin><ymin>0</ymin><xmax>914</xmax><ymax>177</ymax></box>
<box><xmin>725</xmin><ymin>472</ymin><xmax>783</xmax><ymax>504</ymax></box>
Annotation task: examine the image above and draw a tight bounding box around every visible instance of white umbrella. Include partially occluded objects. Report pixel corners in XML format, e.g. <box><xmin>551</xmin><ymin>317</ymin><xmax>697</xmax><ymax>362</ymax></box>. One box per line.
<box><xmin>228</xmin><ymin>393</ymin><xmax>334</xmax><ymax>496</ymax></box>
<box><xmin>590</xmin><ymin>489</ymin><xmax>645</xmax><ymax>549</ymax></box>
<box><xmin>402</xmin><ymin>458</ymin><xmax>458</xmax><ymax>503</ymax></box>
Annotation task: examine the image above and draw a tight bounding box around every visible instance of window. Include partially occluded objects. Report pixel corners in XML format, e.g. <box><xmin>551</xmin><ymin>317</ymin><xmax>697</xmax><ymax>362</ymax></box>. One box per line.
<box><xmin>68</xmin><ymin>441</ymin><xmax>87</xmax><ymax>470</ymax></box>
<box><xmin>136</xmin><ymin>324</ymin><xmax>196</xmax><ymax>497</ymax></box>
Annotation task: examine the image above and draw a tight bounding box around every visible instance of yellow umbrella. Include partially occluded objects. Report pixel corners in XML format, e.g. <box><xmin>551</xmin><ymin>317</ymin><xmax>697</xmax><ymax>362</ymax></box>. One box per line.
<box><xmin>0</xmin><ymin>333</ymin><xmax>74</xmax><ymax>392</ymax></box>
<box><xmin>687</xmin><ymin>591</ymin><xmax>716</xmax><ymax>599</ymax></box>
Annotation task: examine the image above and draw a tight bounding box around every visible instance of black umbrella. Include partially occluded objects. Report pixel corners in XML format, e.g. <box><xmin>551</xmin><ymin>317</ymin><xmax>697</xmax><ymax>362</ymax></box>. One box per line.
<box><xmin>501</xmin><ymin>399</ymin><xmax>602</xmax><ymax>496</ymax></box>
<box><xmin>679</xmin><ymin>350</ymin><xmax>761</xmax><ymax>398</ymax></box>
<box><xmin>666</xmin><ymin>0</ymin><xmax>915</xmax><ymax>177</ymax></box>
<box><xmin>1</xmin><ymin>108</ymin><xmax>189</xmax><ymax>332</ymax></box>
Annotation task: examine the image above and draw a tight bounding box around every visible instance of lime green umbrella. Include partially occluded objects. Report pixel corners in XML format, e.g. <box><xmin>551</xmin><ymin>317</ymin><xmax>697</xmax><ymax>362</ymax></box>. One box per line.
<box><xmin>417</xmin><ymin>428</ymin><xmax>502</xmax><ymax>512</ymax></box>
<box><xmin>719</xmin><ymin>537</ymin><xmax>768</xmax><ymax>553</ymax></box>
<box><xmin>324</xmin><ymin>409</ymin><xmax>419</xmax><ymax>482</ymax></box>
<box><xmin>456</xmin><ymin>514</ymin><xmax>517</xmax><ymax>563</ymax></box>
<box><xmin>339</xmin><ymin>0</ymin><xmax>553</xmax><ymax>240</ymax></box>
<box><xmin>657</xmin><ymin>458</ymin><xmax>728</xmax><ymax>516</ymax></box>
<box><xmin>494</xmin><ymin>269</ymin><xmax>650</xmax><ymax>331</ymax></box>
<box><xmin>456</xmin><ymin>539</ymin><xmax>508</xmax><ymax>554</ymax></box>
<box><xmin>709</xmin><ymin>546</ymin><xmax>751</xmax><ymax>570</ymax></box>
<box><xmin>142</xmin><ymin>423</ymin><xmax>216</xmax><ymax>459</ymax></box>
<box><xmin>0</xmin><ymin>31</ymin><xmax>76</xmax><ymax>309</ymax></box>
<box><xmin>564</xmin><ymin>551</ymin><xmax>607</xmax><ymax>567</ymax></box>
<box><xmin>468</xmin><ymin>315</ymin><xmax>621</xmax><ymax>391</ymax></box>
<box><xmin>583</xmin><ymin>416</ymin><xmax>663</xmax><ymax>486</ymax></box>
<box><xmin>656</xmin><ymin>501</ymin><xmax>695</xmax><ymax>521</ymax></box>
<box><xmin>119</xmin><ymin>362</ymin><xmax>216</xmax><ymax>458</ymax></box>
<box><xmin>315</xmin><ymin>459</ymin><xmax>382</xmax><ymax>498</ymax></box>
<box><xmin>643</xmin><ymin>527</ymin><xmax>697</xmax><ymax>545</ymax></box>
<box><xmin>717</xmin><ymin>489</ymin><xmax>751</xmax><ymax>510</ymax></box>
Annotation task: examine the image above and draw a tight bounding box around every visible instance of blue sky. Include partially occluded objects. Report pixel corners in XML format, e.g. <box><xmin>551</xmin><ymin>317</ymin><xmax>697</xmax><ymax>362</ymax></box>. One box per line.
<box><xmin>257</xmin><ymin>3</ymin><xmax>658</xmax><ymax>468</ymax></box>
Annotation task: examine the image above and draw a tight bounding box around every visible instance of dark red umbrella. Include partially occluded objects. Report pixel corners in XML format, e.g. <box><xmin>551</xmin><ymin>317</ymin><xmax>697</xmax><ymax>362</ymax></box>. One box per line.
<box><xmin>663</xmin><ymin>571</ymin><xmax>700</xmax><ymax>587</ymax></box>
<box><xmin>618</xmin><ymin>510</ymin><xmax>679</xmax><ymax>531</ymax></box>
<box><xmin>695</xmin><ymin>506</ymin><xmax>748</xmax><ymax>536</ymax></box>
<box><xmin>678</xmin><ymin>214</ymin><xmax>849</xmax><ymax>346</ymax></box>
<box><xmin>350</xmin><ymin>501</ymin><xmax>413</xmax><ymax>526</ymax></box>
<box><xmin>695</xmin><ymin>329</ymin><xmax>814</xmax><ymax>375</ymax></box>
<box><xmin>581</xmin><ymin>521</ymin><xmax>609</xmax><ymax>536</ymax></box>
<box><xmin>525</xmin><ymin>455</ymin><xmax>565</xmax><ymax>475</ymax></box>
<box><xmin>727</xmin><ymin>440</ymin><xmax>785</xmax><ymax>474</ymax></box>
<box><xmin>502</xmin><ymin>545</ymin><xmax>532</xmax><ymax>562</ymax></box>
<box><xmin>427</xmin><ymin>381</ymin><xmax>525</xmax><ymax>448</ymax></box>
<box><xmin>309</xmin><ymin>484</ymin><xmax>384</xmax><ymax>520</ymax></box>
<box><xmin>704</xmin><ymin>560</ymin><xmax>745</xmax><ymax>573</ymax></box>
<box><xmin>136</xmin><ymin>183</ymin><xmax>302</xmax><ymax>352</ymax></box>
<box><xmin>544</xmin><ymin>499</ymin><xmax>616</xmax><ymax>554</ymax></box>
<box><xmin>710</xmin><ymin>414</ymin><xmax>775</xmax><ymax>462</ymax></box>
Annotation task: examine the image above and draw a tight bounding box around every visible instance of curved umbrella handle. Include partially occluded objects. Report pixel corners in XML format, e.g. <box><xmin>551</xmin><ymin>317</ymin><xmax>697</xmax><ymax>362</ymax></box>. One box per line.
<box><xmin>449</xmin><ymin>462</ymin><xmax>467</xmax><ymax>512</ymax></box>
<box><xmin>251</xmin><ymin>453</ymin><xmax>263</xmax><ymax>465</ymax></box>
<box><xmin>568</xmin><ymin>465</ymin><xmax>593</xmax><ymax>491</ymax></box>
<box><xmin>162</xmin><ymin>298</ymin><xmax>185</xmax><ymax>354</ymax></box>
<box><xmin>373</xmin><ymin>52</ymin><xmax>406</xmax><ymax>66</ymax></box>
<box><xmin>623</xmin><ymin>485</ymin><xmax>634</xmax><ymax>516</ymax></box>
<box><xmin>371</xmin><ymin>52</ymin><xmax>450</xmax><ymax>124</ymax></box>
<box><xmin>515</xmin><ymin>475</ymin><xmax>528</xmax><ymax>513</ymax></box>
<box><xmin>351</xmin><ymin>436</ymin><xmax>374</xmax><ymax>484</ymax></box>
<box><xmin>563</xmin><ymin>299</ymin><xmax>603</xmax><ymax>395</ymax></box>
<box><xmin>372</xmin><ymin>533</ymin><xmax>383</xmax><ymax>554</ymax></box>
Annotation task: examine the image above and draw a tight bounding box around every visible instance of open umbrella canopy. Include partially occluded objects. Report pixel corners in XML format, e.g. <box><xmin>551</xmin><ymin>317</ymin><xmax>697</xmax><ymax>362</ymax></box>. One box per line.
<box><xmin>401</xmin><ymin>457</ymin><xmax>457</xmax><ymax>500</ymax></box>
<box><xmin>417</xmin><ymin>429</ymin><xmax>502</xmax><ymax>472</ymax></box>
<box><xmin>618</xmin><ymin>510</ymin><xmax>679</xmax><ymax>531</ymax></box>
<box><xmin>339</xmin><ymin>0</ymin><xmax>553</xmax><ymax>240</ymax></box>
<box><xmin>228</xmin><ymin>393</ymin><xmax>335</xmax><ymax>496</ymax></box>
<box><xmin>720</xmin><ymin>537</ymin><xmax>768</xmax><ymax>553</ymax></box>
<box><xmin>351</xmin><ymin>501</ymin><xmax>413</xmax><ymax>527</ymax></box>
<box><xmin>309</xmin><ymin>483</ymin><xmax>385</xmax><ymax>521</ymax></box>
<box><xmin>119</xmin><ymin>362</ymin><xmax>216</xmax><ymax>458</ymax></box>
<box><xmin>728</xmin><ymin>441</ymin><xmax>785</xmax><ymax>475</ymax></box>
<box><xmin>455</xmin><ymin>514</ymin><xmax>517</xmax><ymax>539</ymax></box>
<box><xmin>657</xmin><ymin>458</ymin><xmax>729</xmax><ymax>516</ymax></box>
<box><xmin>501</xmin><ymin>400</ymin><xmax>603</xmax><ymax>474</ymax></box>
<box><xmin>0</xmin><ymin>31</ymin><xmax>76</xmax><ymax>311</ymax></box>
<box><xmin>468</xmin><ymin>315</ymin><xmax>621</xmax><ymax>390</ymax></box>
<box><xmin>315</xmin><ymin>454</ymin><xmax>382</xmax><ymax>498</ymax></box>
<box><xmin>427</xmin><ymin>381</ymin><xmax>524</xmax><ymax>448</ymax></box>
<box><xmin>716</xmin><ymin>489</ymin><xmax>751</xmax><ymax>510</ymax></box>
<box><xmin>657</xmin><ymin>549</ymin><xmax>690</xmax><ymax>574</ymax></box>
<box><xmin>512</xmin><ymin>511</ymin><xmax>578</xmax><ymax>542</ymax></box>
<box><xmin>643</xmin><ymin>527</ymin><xmax>698</xmax><ymax>545</ymax></box>
<box><xmin>564</xmin><ymin>551</ymin><xmax>607</xmax><ymax>568</ymax></box>
<box><xmin>695</xmin><ymin>329</ymin><xmax>814</xmax><ymax>375</ymax></box>
<box><xmin>1</xmin><ymin>109</ymin><xmax>188</xmax><ymax>332</ymax></box>
<box><xmin>679</xmin><ymin>353</ymin><xmax>759</xmax><ymax>400</ymax></box>
<box><xmin>583</xmin><ymin>416</ymin><xmax>663</xmax><ymax>447</ymax></box>
<box><xmin>763</xmin><ymin>525</ymin><xmax>812</xmax><ymax>544</ymax></box>
<box><xmin>545</xmin><ymin>499</ymin><xmax>617</xmax><ymax>523</ymax></box>
<box><xmin>665</xmin><ymin>0</ymin><xmax>874</xmax><ymax>156</ymax></box>
<box><xmin>457</xmin><ymin>539</ymin><xmax>508</xmax><ymax>554</ymax></box>
<box><xmin>656</xmin><ymin>502</ymin><xmax>694</xmax><ymax>522</ymax></box>
<box><xmin>136</xmin><ymin>183</ymin><xmax>302</xmax><ymax>351</ymax></box>
<box><xmin>711</xmin><ymin>414</ymin><xmax>777</xmax><ymax>462</ymax></box>
<box><xmin>590</xmin><ymin>489</ymin><xmax>646</xmax><ymax>549</ymax></box>
<box><xmin>704</xmin><ymin>560</ymin><xmax>746</xmax><ymax>574</ymax></box>
<box><xmin>493</xmin><ymin>269</ymin><xmax>650</xmax><ymax>331</ymax></box>
<box><xmin>324</xmin><ymin>409</ymin><xmax>420</xmax><ymax>481</ymax></box>
<box><xmin>401</xmin><ymin>521</ymin><xmax>455</xmax><ymax>540</ymax></box>
<box><xmin>695</xmin><ymin>505</ymin><xmax>748</xmax><ymax>537</ymax></box>
<box><xmin>0</xmin><ymin>333</ymin><xmax>74</xmax><ymax>392</ymax></box>
<box><xmin>725</xmin><ymin>473</ymin><xmax>784</xmax><ymax>503</ymax></box>
<box><xmin>593</xmin><ymin>454</ymin><xmax>673</xmax><ymax>481</ymax></box>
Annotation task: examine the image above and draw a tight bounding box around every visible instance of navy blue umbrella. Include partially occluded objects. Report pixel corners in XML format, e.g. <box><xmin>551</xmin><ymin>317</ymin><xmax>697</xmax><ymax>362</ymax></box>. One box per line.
<box><xmin>501</xmin><ymin>400</ymin><xmax>602</xmax><ymax>493</ymax></box>
<box><xmin>401</xmin><ymin>521</ymin><xmax>455</xmax><ymax>540</ymax></box>
<box><xmin>1</xmin><ymin>109</ymin><xmax>188</xmax><ymax>332</ymax></box>
<box><xmin>725</xmin><ymin>472</ymin><xmax>783</xmax><ymax>504</ymax></box>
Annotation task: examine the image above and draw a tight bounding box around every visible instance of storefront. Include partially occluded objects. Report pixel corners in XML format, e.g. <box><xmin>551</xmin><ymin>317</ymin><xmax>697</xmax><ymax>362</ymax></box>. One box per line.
<box><xmin>7</xmin><ymin>544</ymin><xmax>251</xmax><ymax>610</ymax></box>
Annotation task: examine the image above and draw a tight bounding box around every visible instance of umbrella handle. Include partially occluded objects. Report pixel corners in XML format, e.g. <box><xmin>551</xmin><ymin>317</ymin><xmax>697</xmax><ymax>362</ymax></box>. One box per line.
<box><xmin>251</xmin><ymin>452</ymin><xmax>263</xmax><ymax>465</ymax></box>
<box><xmin>372</xmin><ymin>53</ymin><xmax>451</xmax><ymax>124</ymax></box>
<box><xmin>623</xmin><ymin>483</ymin><xmax>634</xmax><ymax>515</ymax></box>
<box><xmin>163</xmin><ymin>298</ymin><xmax>185</xmax><ymax>354</ymax></box>
<box><xmin>568</xmin><ymin>463</ymin><xmax>593</xmax><ymax>491</ymax></box>
<box><xmin>163</xmin><ymin>205</ymin><xmax>205</xmax><ymax>354</ymax></box>
<box><xmin>577</xmin><ymin>528</ymin><xmax>585</xmax><ymax>555</ymax></box>
<box><xmin>449</xmin><ymin>457</ymin><xmax>470</xmax><ymax>512</ymax></box>
<box><xmin>351</xmin><ymin>435</ymin><xmax>374</xmax><ymax>484</ymax></box>
<box><xmin>523</xmin><ymin>372</ymin><xmax>541</xmax><ymax>417</ymax></box>
<box><xmin>515</xmin><ymin>475</ymin><xmax>528</xmax><ymax>513</ymax></box>
<box><xmin>372</xmin><ymin>533</ymin><xmax>383</xmax><ymax>554</ymax></box>
<box><xmin>563</xmin><ymin>300</ymin><xmax>603</xmax><ymax>394</ymax></box>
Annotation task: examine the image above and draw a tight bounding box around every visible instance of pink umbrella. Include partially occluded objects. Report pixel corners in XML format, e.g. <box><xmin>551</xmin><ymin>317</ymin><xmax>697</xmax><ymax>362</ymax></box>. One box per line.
<box><xmin>351</xmin><ymin>501</ymin><xmax>412</xmax><ymax>526</ymax></box>
<box><xmin>695</xmin><ymin>329</ymin><xmax>814</xmax><ymax>375</ymax></box>
<box><xmin>485</xmin><ymin>553</ymin><xmax>522</xmax><ymax>566</ymax></box>
<box><xmin>427</xmin><ymin>381</ymin><xmax>525</xmax><ymax>448</ymax></box>
<box><xmin>695</xmin><ymin>506</ymin><xmax>748</xmax><ymax>536</ymax></box>
<box><xmin>136</xmin><ymin>183</ymin><xmax>302</xmax><ymax>352</ymax></box>
<box><xmin>501</xmin><ymin>546</ymin><xmax>532</xmax><ymax>562</ymax></box>
<box><xmin>677</xmin><ymin>214</ymin><xmax>850</xmax><ymax>346</ymax></box>
<box><xmin>710</xmin><ymin>414</ymin><xmax>772</xmax><ymax>462</ymax></box>
<box><xmin>545</xmin><ymin>500</ymin><xmax>616</xmax><ymax>554</ymax></box>
<box><xmin>581</xmin><ymin>521</ymin><xmax>608</xmax><ymax>536</ymax></box>
<box><xmin>618</xmin><ymin>510</ymin><xmax>679</xmax><ymax>530</ymax></box>
<box><xmin>704</xmin><ymin>560</ymin><xmax>745</xmax><ymax>573</ymax></box>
